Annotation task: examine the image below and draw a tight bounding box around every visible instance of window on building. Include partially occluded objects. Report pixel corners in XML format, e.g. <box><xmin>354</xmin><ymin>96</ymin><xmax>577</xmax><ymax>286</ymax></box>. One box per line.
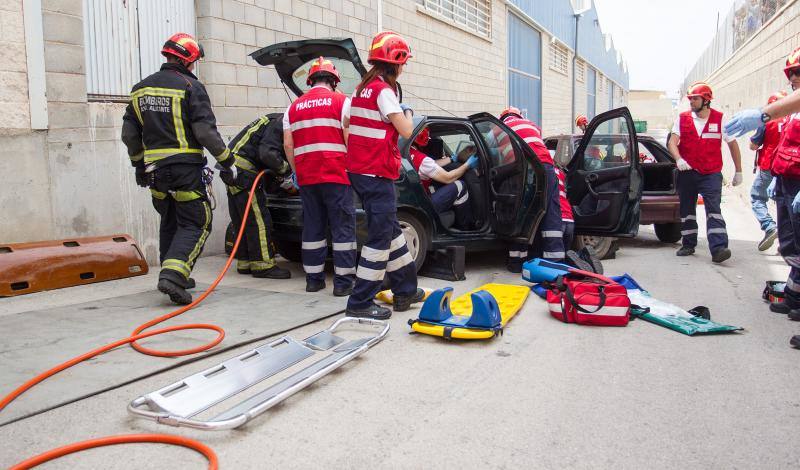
<box><xmin>586</xmin><ymin>66</ymin><xmax>596</xmax><ymax>119</ymax></box>
<box><xmin>549</xmin><ymin>42</ymin><xmax>569</xmax><ymax>76</ymax></box>
<box><xmin>597</xmin><ymin>75</ymin><xmax>605</xmax><ymax>94</ymax></box>
<box><xmin>416</xmin><ymin>0</ymin><xmax>492</xmax><ymax>38</ymax></box>
<box><xmin>82</xmin><ymin>0</ymin><xmax>196</xmax><ymax>101</ymax></box>
<box><xmin>576</xmin><ymin>59</ymin><xmax>586</xmax><ymax>82</ymax></box>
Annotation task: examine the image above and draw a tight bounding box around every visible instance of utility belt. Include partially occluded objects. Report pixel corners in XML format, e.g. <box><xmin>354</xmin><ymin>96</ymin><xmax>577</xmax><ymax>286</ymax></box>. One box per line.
<box><xmin>144</xmin><ymin>162</ymin><xmax>211</xmax><ymax>204</ymax></box>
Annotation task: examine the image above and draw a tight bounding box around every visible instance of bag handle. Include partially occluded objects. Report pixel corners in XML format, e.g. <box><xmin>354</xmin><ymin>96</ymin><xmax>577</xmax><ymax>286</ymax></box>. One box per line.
<box><xmin>565</xmin><ymin>283</ymin><xmax>607</xmax><ymax>313</ymax></box>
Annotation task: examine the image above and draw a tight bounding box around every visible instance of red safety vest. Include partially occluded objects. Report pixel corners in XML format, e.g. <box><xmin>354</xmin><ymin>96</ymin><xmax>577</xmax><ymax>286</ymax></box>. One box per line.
<box><xmin>287</xmin><ymin>86</ymin><xmax>348</xmax><ymax>186</ymax></box>
<box><xmin>676</xmin><ymin>109</ymin><xmax>724</xmax><ymax>175</ymax></box>
<box><xmin>757</xmin><ymin>119</ymin><xmax>783</xmax><ymax>171</ymax></box>
<box><xmin>555</xmin><ymin>167</ymin><xmax>573</xmax><ymax>222</ymax></box>
<box><xmin>346</xmin><ymin>78</ymin><xmax>401</xmax><ymax>179</ymax></box>
<box><xmin>771</xmin><ymin>114</ymin><xmax>800</xmax><ymax>179</ymax></box>
<box><xmin>410</xmin><ymin>147</ymin><xmax>433</xmax><ymax>193</ymax></box>
<box><xmin>501</xmin><ymin>116</ymin><xmax>554</xmax><ymax>166</ymax></box>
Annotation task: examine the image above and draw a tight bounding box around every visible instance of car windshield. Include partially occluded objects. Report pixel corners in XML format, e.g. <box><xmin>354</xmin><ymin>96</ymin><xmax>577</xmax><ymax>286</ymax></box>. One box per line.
<box><xmin>291</xmin><ymin>57</ymin><xmax>363</xmax><ymax>96</ymax></box>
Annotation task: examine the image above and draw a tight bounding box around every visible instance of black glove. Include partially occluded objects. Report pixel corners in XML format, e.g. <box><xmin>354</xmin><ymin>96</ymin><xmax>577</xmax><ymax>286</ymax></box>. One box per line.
<box><xmin>217</xmin><ymin>163</ymin><xmax>239</xmax><ymax>186</ymax></box>
<box><xmin>135</xmin><ymin>166</ymin><xmax>148</xmax><ymax>188</ymax></box>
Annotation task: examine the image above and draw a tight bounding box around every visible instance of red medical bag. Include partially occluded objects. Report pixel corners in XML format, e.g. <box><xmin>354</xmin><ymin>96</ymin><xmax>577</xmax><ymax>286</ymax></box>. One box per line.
<box><xmin>546</xmin><ymin>271</ymin><xmax>631</xmax><ymax>327</ymax></box>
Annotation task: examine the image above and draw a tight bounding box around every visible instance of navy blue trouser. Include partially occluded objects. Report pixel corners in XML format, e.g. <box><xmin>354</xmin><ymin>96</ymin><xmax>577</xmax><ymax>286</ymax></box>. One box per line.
<box><xmin>678</xmin><ymin>170</ymin><xmax>728</xmax><ymax>253</ymax></box>
<box><xmin>347</xmin><ymin>173</ymin><xmax>417</xmax><ymax>310</ymax></box>
<box><xmin>774</xmin><ymin>176</ymin><xmax>800</xmax><ymax>308</ymax></box>
<box><xmin>430</xmin><ymin>180</ymin><xmax>472</xmax><ymax>229</ymax></box>
<box><xmin>509</xmin><ymin>163</ymin><xmax>564</xmax><ymax>266</ymax></box>
<box><xmin>300</xmin><ymin>183</ymin><xmax>357</xmax><ymax>290</ymax></box>
<box><xmin>562</xmin><ymin>220</ymin><xmax>575</xmax><ymax>253</ymax></box>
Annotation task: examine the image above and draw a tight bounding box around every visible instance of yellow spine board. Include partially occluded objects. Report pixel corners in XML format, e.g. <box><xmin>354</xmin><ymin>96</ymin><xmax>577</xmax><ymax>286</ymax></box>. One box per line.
<box><xmin>410</xmin><ymin>283</ymin><xmax>531</xmax><ymax>340</ymax></box>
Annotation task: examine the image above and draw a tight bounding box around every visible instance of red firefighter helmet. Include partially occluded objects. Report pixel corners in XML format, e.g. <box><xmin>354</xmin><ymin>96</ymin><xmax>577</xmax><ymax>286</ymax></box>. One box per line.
<box><xmin>575</xmin><ymin>115</ymin><xmax>588</xmax><ymax>127</ymax></box>
<box><xmin>499</xmin><ymin>106</ymin><xmax>523</xmax><ymax>121</ymax></box>
<box><xmin>306</xmin><ymin>57</ymin><xmax>341</xmax><ymax>86</ymax></box>
<box><xmin>414</xmin><ymin>127</ymin><xmax>430</xmax><ymax>147</ymax></box>
<box><xmin>768</xmin><ymin>90</ymin><xmax>788</xmax><ymax>105</ymax></box>
<box><xmin>784</xmin><ymin>47</ymin><xmax>800</xmax><ymax>79</ymax></box>
<box><xmin>686</xmin><ymin>81</ymin><xmax>713</xmax><ymax>101</ymax></box>
<box><xmin>161</xmin><ymin>33</ymin><xmax>204</xmax><ymax>65</ymax></box>
<box><xmin>368</xmin><ymin>32</ymin><xmax>412</xmax><ymax>65</ymax></box>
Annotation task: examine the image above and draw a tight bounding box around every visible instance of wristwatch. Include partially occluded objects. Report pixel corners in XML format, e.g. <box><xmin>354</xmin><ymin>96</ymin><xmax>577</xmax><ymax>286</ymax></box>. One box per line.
<box><xmin>761</xmin><ymin>111</ymin><xmax>772</xmax><ymax>123</ymax></box>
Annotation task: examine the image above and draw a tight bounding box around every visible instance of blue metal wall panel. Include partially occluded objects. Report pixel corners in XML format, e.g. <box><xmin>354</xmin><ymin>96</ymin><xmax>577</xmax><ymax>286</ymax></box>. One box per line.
<box><xmin>507</xmin><ymin>12</ymin><xmax>541</xmax><ymax>125</ymax></box>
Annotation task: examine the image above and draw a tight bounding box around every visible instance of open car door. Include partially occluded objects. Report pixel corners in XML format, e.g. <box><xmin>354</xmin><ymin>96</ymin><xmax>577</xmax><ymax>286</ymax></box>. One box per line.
<box><xmin>566</xmin><ymin>107</ymin><xmax>643</xmax><ymax>237</ymax></box>
<box><xmin>469</xmin><ymin>113</ymin><xmax>545</xmax><ymax>244</ymax></box>
<box><xmin>250</xmin><ymin>39</ymin><xmax>367</xmax><ymax>97</ymax></box>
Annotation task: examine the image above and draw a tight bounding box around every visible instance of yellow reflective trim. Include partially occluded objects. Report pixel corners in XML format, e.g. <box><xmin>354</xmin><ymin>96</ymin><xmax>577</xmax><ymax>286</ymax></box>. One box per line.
<box><xmin>131</xmin><ymin>98</ymin><xmax>144</xmax><ymax>124</ymax></box>
<box><xmin>237</xmin><ymin>260</ymin><xmax>251</xmax><ymax>270</ymax></box>
<box><xmin>215</xmin><ymin>148</ymin><xmax>232</xmax><ymax>163</ymax></box>
<box><xmin>186</xmin><ymin>201</ymin><xmax>212</xmax><ymax>270</ymax></box>
<box><xmin>162</xmin><ymin>259</ymin><xmax>191</xmax><ymax>277</ymax></box>
<box><xmin>131</xmin><ymin>87</ymin><xmax>186</xmax><ymax>99</ymax></box>
<box><xmin>227</xmin><ymin>185</ymin><xmax>243</xmax><ymax>195</ymax></box>
<box><xmin>150</xmin><ymin>189</ymin><xmax>167</xmax><ymax>200</ymax></box>
<box><xmin>250</xmin><ymin>260</ymin><xmax>274</xmax><ymax>271</ymax></box>
<box><xmin>173</xmin><ymin>96</ymin><xmax>188</xmax><ymax>149</ymax></box>
<box><xmin>234</xmin><ymin>155</ymin><xmax>258</xmax><ymax>172</ymax></box>
<box><xmin>249</xmin><ymin>195</ymin><xmax>275</xmax><ymax>266</ymax></box>
<box><xmin>173</xmin><ymin>190</ymin><xmax>203</xmax><ymax>202</ymax></box>
<box><xmin>130</xmin><ymin>152</ymin><xmax>144</xmax><ymax>162</ymax></box>
<box><xmin>231</xmin><ymin>116</ymin><xmax>270</xmax><ymax>156</ymax></box>
<box><xmin>143</xmin><ymin>148</ymin><xmax>203</xmax><ymax>163</ymax></box>
<box><xmin>371</xmin><ymin>33</ymin><xmax>399</xmax><ymax>50</ymax></box>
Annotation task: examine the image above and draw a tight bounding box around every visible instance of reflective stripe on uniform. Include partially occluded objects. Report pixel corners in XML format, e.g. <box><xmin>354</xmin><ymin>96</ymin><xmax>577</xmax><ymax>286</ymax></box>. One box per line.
<box><xmin>682</xmin><ymin>229</ymin><xmax>698</xmax><ymax>235</ymax></box>
<box><xmin>333</xmin><ymin>241</ymin><xmax>357</xmax><ymax>251</ymax></box>
<box><xmin>361</xmin><ymin>246</ymin><xmax>390</xmax><ymax>263</ymax></box>
<box><xmin>350</xmin><ymin>107</ymin><xmax>382</xmax><ymax>121</ymax></box>
<box><xmin>386</xmin><ymin>252</ymin><xmax>414</xmax><ymax>272</ymax></box>
<box><xmin>334</xmin><ymin>266</ymin><xmax>357</xmax><ymax>276</ymax></box>
<box><xmin>543</xmin><ymin>251</ymin><xmax>566</xmax><ymax>259</ymax></box>
<box><xmin>702</xmin><ymin>133</ymin><xmax>722</xmax><ymax>139</ymax></box>
<box><xmin>294</xmin><ymin>142</ymin><xmax>348</xmax><ymax>156</ymax></box>
<box><xmin>234</xmin><ymin>155</ymin><xmax>258</xmax><ymax>173</ymax></box>
<box><xmin>390</xmin><ymin>234</ymin><xmax>407</xmax><ymax>252</ymax></box>
<box><xmin>250</xmin><ymin>261</ymin><xmax>274</xmax><ymax>271</ymax></box>
<box><xmin>523</xmin><ymin>136</ymin><xmax>544</xmax><ymax>146</ymax></box>
<box><xmin>511</xmin><ymin>124</ymin><xmax>538</xmax><ymax>133</ymax></box>
<box><xmin>681</xmin><ymin>215</ymin><xmax>696</xmax><ymax>222</ymax></box>
<box><xmin>162</xmin><ymin>259</ymin><xmax>191</xmax><ymax>278</ymax></box>
<box><xmin>130</xmin><ymin>87</ymin><xmax>186</xmax><ymax>125</ymax></box>
<box><xmin>356</xmin><ymin>265</ymin><xmax>385</xmax><ymax>281</ymax></box>
<box><xmin>302</xmin><ymin>240</ymin><xmax>327</xmax><ymax>250</ymax></box>
<box><xmin>787</xmin><ymin>277</ymin><xmax>800</xmax><ymax>292</ymax></box>
<box><xmin>349</xmin><ymin>125</ymin><xmax>387</xmax><ymax>140</ymax></box>
<box><xmin>185</xmin><ymin>201</ymin><xmax>212</xmax><ymax>271</ymax></box>
<box><xmin>508</xmin><ymin>250</ymin><xmax>528</xmax><ymax>258</ymax></box>
<box><xmin>150</xmin><ymin>189</ymin><xmax>167</xmax><ymax>200</ymax></box>
<box><xmin>707</xmin><ymin>213</ymin><xmax>724</xmax><ymax>220</ymax></box>
<box><xmin>707</xmin><ymin>228</ymin><xmax>727</xmax><ymax>234</ymax></box>
<box><xmin>250</xmin><ymin>196</ymin><xmax>274</xmax><ymax>266</ymax></box>
<box><xmin>172</xmin><ymin>190</ymin><xmax>204</xmax><ymax>202</ymax></box>
<box><xmin>231</xmin><ymin>116</ymin><xmax>270</xmax><ymax>156</ymax></box>
<box><xmin>303</xmin><ymin>264</ymin><xmax>325</xmax><ymax>274</ymax></box>
<box><xmin>290</xmin><ymin>118</ymin><xmax>343</xmax><ymax>131</ymax></box>
<box><xmin>130</xmin><ymin>152</ymin><xmax>144</xmax><ymax>163</ymax></box>
<box><xmin>144</xmin><ymin>148</ymin><xmax>203</xmax><ymax>163</ymax></box>
<box><xmin>542</xmin><ymin>230</ymin><xmax>563</xmax><ymax>238</ymax></box>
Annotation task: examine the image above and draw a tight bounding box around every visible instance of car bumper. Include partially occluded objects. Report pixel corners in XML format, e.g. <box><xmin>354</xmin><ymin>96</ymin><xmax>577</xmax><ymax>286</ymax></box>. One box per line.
<box><xmin>640</xmin><ymin>194</ymin><xmax>680</xmax><ymax>225</ymax></box>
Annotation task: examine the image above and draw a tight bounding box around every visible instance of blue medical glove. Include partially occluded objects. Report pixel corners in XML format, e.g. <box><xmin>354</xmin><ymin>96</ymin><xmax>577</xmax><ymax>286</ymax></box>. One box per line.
<box><xmin>792</xmin><ymin>191</ymin><xmax>800</xmax><ymax>214</ymax></box>
<box><xmin>400</xmin><ymin>103</ymin><xmax>413</xmax><ymax>116</ymax></box>
<box><xmin>466</xmin><ymin>155</ymin><xmax>479</xmax><ymax>169</ymax></box>
<box><xmin>767</xmin><ymin>178</ymin><xmax>777</xmax><ymax>199</ymax></box>
<box><xmin>725</xmin><ymin>108</ymin><xmax>763</xmax><ymax>137</ymax></box>
<box><xmin>450</xmin><ymin>153</ymin><xmax>459</xmax><ymax>163</ymax></box>
<box><xmin>291</xmin><ymin>173</ymin><xmax>299</xmax><ymax>190</ymax></box>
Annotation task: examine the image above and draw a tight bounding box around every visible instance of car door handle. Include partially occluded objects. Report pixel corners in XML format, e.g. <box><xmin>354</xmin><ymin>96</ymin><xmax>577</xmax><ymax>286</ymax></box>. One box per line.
<box><xmin>585</xmin><ymin>173</ymin><xmax>599</xmax><ymax>197</ymax></box>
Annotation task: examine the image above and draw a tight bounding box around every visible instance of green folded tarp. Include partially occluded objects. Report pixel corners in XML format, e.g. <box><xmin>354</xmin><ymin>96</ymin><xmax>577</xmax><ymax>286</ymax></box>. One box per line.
<box><xmin>628</xmin><ymin>290</ymin><xmax>742</xmax><ymax>336</ymax></box>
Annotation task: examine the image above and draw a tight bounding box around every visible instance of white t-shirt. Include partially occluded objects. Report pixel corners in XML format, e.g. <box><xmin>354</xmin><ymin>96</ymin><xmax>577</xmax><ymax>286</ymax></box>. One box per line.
<box><xmin>416</xmin><ymin>154</ymin><xmax>445</xmax><ymax>181</ymax></box>
<box><xmin>671</xmin><ymin>111</ymin><xmax>735</xmax><ymax>143</ymax></box>
<box><xmin>282</xmin><ymin>85</ymin><xmax>351</xmax><ymax>129</ymax></box>
<box><xmin>346</xmin><ymin>77</ymin><xmax>403</xmax><ymax>123</ymax></box>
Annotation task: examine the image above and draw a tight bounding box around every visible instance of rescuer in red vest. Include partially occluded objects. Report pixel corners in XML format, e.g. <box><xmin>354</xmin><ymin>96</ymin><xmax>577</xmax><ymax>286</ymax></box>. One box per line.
<box><xmin>344</xmin><ymin>32</ymin><xmax>426</xmax><ymax>320</ymax></box>
<box><xmin>667</xmin><ymin>81</ymin><xmax>743</xmax><ymax>263</ymax></box>
<box><xmin>283</xmin><ymin>57</ymin><xmax>357</xmax><ymax>296</ymax></box>
<box><xmin>748</xmin><ymin>91</ymin><xmax>787</xmax><ymax>251</ymax></box>
<box><xmin>500</xmin><ymin>106</ymin><xmax>565</xmax><ymax>272</ymax></box>
<box><xmin>410</xmin><ymin>127</ymin><xmax>478</xmax><ymax>228</ymax></box>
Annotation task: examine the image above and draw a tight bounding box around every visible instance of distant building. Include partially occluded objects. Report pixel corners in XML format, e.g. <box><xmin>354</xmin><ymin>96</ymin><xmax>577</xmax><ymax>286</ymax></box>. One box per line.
<box><xmin>627</xmin><ymin>90</ymin><xmax>675</xmax><ymax>132</ymax></box>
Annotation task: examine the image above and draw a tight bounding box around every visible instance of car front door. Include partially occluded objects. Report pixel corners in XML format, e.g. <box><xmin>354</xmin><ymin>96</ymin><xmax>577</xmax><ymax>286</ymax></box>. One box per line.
<box><xmin>566</xmin><ymin>107</ymin><xmax>643</xmax><ymax>237</ymax></box>
<box><xmin>469</xmin><ymin>113</ymin><xmax>545</xmax><ymax>244</ymax></box>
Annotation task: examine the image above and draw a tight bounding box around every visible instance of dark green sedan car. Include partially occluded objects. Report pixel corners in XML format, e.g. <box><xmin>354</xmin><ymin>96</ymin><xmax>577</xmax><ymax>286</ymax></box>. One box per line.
<box><xmin>248</xmin><ymin>39</ymin><xmax>644</xmax><ymax>269</ymax></box>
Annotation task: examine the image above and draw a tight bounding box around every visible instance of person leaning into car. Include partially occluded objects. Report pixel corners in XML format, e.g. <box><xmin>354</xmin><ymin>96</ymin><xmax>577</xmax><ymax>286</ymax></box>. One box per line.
<box><xmin>668</xmin><ymin>81</ymin><xmax>742</xmax><ymax>264</ymax></box>
<box><xmin>342</xmin><ymin>31</ymin><xmax>426</xmax><ymax>320</ymax></box>
<box><xmin>283</xmin><ymin>57</ymin><xmax>357</xmax><ymax>297</ymax></box>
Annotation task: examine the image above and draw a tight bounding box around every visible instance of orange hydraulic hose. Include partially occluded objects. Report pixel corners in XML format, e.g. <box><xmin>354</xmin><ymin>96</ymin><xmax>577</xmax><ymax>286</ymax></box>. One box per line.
<box><xmin>2</xmin><ymin>170</ymin><xmax>266</xmax><ymax>468</ymax></box>
<box><xmin>8</xmin><ymin>434</ymin><xmax>218</xmax><ymax>470</ymax></box>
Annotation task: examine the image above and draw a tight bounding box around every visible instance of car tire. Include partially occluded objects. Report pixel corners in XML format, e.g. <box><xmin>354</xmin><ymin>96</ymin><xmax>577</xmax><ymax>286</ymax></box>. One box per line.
<box><xmin>573</xmin><ymin>235</ymin><xmax>619</xmax><ymax>260</ymax></box>
<box><xmin>654</xmin><ymin>222</ymin><xmax>682</xmax><ymax>243</ymax></box>
<box><xmin>274</xmin><ymin>240</ymin><xmax>302</xmax><ymax>263</ymax></box>
<box><xmin>397</xmin><ymin>211</ymin><xmax>428</xmax><ymax>272</ymax></box>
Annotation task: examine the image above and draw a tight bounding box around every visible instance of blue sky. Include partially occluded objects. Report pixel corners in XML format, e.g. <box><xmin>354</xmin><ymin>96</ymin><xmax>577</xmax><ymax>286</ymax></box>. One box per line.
<box><xmin>594</xmin><ymin>0</ymin><xmax>736</xmax><ymax>97</ymax></box>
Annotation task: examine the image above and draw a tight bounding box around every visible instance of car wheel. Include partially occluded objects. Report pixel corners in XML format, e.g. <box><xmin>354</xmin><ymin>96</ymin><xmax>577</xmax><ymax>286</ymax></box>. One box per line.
<box><xmin>274</xmin><ymin>240</ymin><xmax>302</xmax><ymax>263</ymax></box>
<box><xmin>397</xmin><ymin>212</ymin><xmax>428</xmax><ymax>271</ymax></box>
<box><xmin>654</xmin><ymin>222</ymin><xmax>682</xmax><ymax>243</ymax></box>
<box><xmin>573</xmin><ymin>235</ymin><xmax>619</xmax><ymax>260</ymax></box>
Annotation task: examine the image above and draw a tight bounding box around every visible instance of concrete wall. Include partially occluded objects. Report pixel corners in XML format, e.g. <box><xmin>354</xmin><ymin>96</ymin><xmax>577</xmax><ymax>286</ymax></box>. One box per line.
<box><xmin>683</xmin><ymin>0</ymin><xmax>800</xmax><ymax>201</ymax></box>
<box><xmin>628</xmin><ymin>90</ymin><xmax>675</xmax><ymax>132</ymax></box>
<box><xmin>0</xmin><ymin>0</ymin><xmax>30</xmax><ymax>129</ymax></box>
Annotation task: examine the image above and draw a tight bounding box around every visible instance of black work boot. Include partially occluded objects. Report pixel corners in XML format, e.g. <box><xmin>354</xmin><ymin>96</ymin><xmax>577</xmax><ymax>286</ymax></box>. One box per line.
<box><xmin>346</xmin><ymin>303</ymin><xmax>392</xmax><ymax>320</ymax></box>
<box><xmin>788</xmin><ymin>309</ymin><xmax>800</xmax><ymax>321</ymax></box>
<box><xmin>711</xmin><ymin>248</ymin><xmax>732</xmax><ymax>264</ymax></box>
<box><xmin>157</xmin><ymin>278</ymin><xmax>193</xmax><ymax>305</ymax></box>
<box><xmin>676</xmin><ymin>246</ymin><xmax>695</xmax><ymax>257</ymax></box>
<box><xmin>184</xmin><ymin>277</ymin><xmax>196</xmax><ymax>290</ymax></box>
<box><xmin>579</xmin><ymin>247</ymin><xmax>603</xmax><ymax>274</ymax></box>
<box><xmin>393</xmin><ymin>288</ymin><xmax>426</xmax><ymax>312</ymax></box>
<box><xmin>333</xmin><ymin>282</ymin><xmax>354</xmax><ymax>297</ymax></box>
<box><xmin>252</xmin><ymin>265</ymin><xmax>291</xmax><ymax>279</ymax></box>
<box><xmin>791</xmin><ymin>335</ymin><xmax>800</xmax><ymax>349</ymax></box>
<box><xmin>565</xmin><ymin>250</ymin><xmax>593</xmax><ymax>273</ymax></box>
<box><xmin>305</xmin><ymin>280</ymin><xmax>326</xmax><ymax>292</ymax></box>
<box><xmin>506</xmin><ymin>261</ymin><xmax>522</xmax><ymax>273</ymax></box>
<box><xmin>758</xmin><ymin>228</ymin><xmax>778</xmax><ymax>251</ymax></box>
<box><xmin>770</xmin><ymin>302</ymin><xmax>791</xmax><ymax>314</ymax></box>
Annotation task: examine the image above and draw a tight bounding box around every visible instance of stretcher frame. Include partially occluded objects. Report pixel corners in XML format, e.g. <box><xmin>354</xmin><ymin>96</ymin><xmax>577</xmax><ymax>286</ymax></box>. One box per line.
<box><xmin>128</xmin><ymin>317</ymin><xmax>389</xmax><ymax>430</ymax></box>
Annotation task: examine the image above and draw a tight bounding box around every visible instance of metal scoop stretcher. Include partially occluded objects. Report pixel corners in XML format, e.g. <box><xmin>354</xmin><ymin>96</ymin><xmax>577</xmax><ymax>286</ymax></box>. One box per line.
<box><xmin>128</xmin><ymin>317</ymin><xmax>389</xmax><ymax>430</ymax></box>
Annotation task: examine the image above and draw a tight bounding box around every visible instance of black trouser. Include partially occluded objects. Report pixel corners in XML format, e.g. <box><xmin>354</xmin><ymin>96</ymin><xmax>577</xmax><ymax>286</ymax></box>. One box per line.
<box><xmin>149</xmin><ymin>163</ymin><xmax>212</xmax><ymax>285</ymax></box>
<box><xmin>226</xmin><ymin>175</ymin><xmax>276</xmax><ymax>273</ymax></box>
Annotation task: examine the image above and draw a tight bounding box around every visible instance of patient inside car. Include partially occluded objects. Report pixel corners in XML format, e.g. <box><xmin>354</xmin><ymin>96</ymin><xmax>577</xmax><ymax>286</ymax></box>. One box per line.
<box><xmin>409</xmin><ymin>127</ymin><xmax>479</xmax><ymax>229</ymax></box>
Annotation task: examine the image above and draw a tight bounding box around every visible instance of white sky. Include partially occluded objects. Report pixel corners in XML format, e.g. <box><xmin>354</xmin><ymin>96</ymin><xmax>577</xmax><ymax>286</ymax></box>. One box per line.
<box><xmin>593</xmin><ymin>0</ymin><xmax>735</xmax><ymax>98</ymax></box>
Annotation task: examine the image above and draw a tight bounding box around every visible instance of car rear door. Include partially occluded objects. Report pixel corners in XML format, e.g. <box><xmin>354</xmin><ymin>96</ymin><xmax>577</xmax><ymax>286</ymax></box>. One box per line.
<box><xmin>566</xmin><ymin>107</ymin><xmax>643</xmax><ymax>237</ymax></box>
<box><xmin>250</xmin><ymin>38</ymin><xmax>367</xmax><ymax>97</ymax></box>
<box><xmin>469</xmin><ymin>112</ymin><xmax>545</xmax><ymax>243</ymax></box>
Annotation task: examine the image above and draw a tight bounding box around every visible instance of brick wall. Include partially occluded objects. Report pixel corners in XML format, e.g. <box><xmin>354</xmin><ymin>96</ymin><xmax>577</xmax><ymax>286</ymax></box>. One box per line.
<box><xmin>0</xmin><ymin>0</ymin><xmax>30</xmax><ymax>130</ymax></box>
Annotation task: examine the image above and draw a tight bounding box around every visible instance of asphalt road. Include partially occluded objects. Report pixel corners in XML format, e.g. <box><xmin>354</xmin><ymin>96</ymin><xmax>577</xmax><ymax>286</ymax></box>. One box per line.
<box><xmin>1</xmin><ymin>193</ymin><xmax>798</xmax><ymax>469</ymax></box>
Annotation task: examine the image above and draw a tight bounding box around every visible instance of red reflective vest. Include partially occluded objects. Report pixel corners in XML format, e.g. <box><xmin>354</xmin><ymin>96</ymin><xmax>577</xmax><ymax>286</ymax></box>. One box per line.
<box><xmin>555</xmin><ymin>167</ymin><xmax>574</xmax><ymax>222</ymax></box>
<box><xmin>771</xmin><ymin>114</ymin><xmax>800</xmax><ymax>179</ymax></box>
<box><xmin>346</xmin><ymin>78</ymin><xmax>401</xmax><ymax>179</ymax></box>
<box><xmin>287</xmin><ymin>86</ymin><xmax>348</xmax><ymax>186</ymax></box>
<box><xmin>677</xmin><ymin>109</ymin><xmax>724</xmax><ymax>175</ymax></box>
<box><xmin>410</xmin><ymin>147</ymin><xmax>434</xmax><ymax>193</ymax></box>
<box><xmin>501</xmin><ymin>116</ymin><xmax>553</xmax><ymax>166</ymax></box>
<box><xmin>757</xmin><ymin>119</ymin><xmax>783</xmax><ymax>171</ymax></box>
